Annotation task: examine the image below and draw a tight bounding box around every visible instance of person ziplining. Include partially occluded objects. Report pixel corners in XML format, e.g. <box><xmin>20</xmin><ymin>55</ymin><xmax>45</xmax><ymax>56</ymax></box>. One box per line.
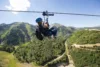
<box><xmin>35</xmin><ymin>11</ymin><xmax>57</xmax><ymax>40</ymax></box>
<box><xmin>0</xmin><ymin>10</ymin><xmax>100</xmax><ymax>40</ymax></box>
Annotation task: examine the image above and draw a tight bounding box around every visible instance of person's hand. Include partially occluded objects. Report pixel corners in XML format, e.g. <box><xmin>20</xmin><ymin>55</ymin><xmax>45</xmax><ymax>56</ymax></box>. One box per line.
<box><xmin>44</xmin><ymin>23</ymin><xmax>49</xmax><ymax>28</ymax></box>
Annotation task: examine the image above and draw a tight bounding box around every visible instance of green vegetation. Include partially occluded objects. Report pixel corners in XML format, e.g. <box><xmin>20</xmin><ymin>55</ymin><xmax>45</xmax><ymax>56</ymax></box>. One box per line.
<box><xmin>0</xmin><ymin>45</ymin><xmax>15</xmax><ymax>53</ymax></box>
<box><xmin>69</xmin><ymin>48</ymin><xmax>100</xmax><ymax>67</ymax></box>
<box><xmin>67</xmin><ymin>30</ymin><xmax>100</xmax><ymax>67</ymax></box>
<box><xmin>0</xmin><ymin>22</ymin><xmax>75</xmax><ymax>67</ymax></box>
<box><xmin>25</xmin><ymin>24</ymin><xmax>35</xmax><ymax>37</ymax></box>
<box><xmin>0</xmin><ymin>22</ymin><xmax>36</xmax><ymax>45</ymax></box>
<box><xmin>0</xmin><ymin>51</ymin><xmax>17</xmax><ymax>67</ymax></box>
<box><xmin>0</xmin><ymin>51</ymin><xmax>38</xmax><ymax>67</ymax></box>
<box><xmin>14</xmin><ymin>37</ymin><xmax>66</xmax><ymax>65</ymax></box>
<box><xmin>68</xmin><ymin>30</ymin><xmax>100</xmax><ymax>45</ymax></box>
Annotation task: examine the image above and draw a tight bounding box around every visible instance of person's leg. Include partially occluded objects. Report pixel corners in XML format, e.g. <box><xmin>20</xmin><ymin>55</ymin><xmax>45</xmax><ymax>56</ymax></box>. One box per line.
<box><xmin>35</xmin><ymin>28</ymin><xmax>43</xmax><ymax>40</ymax></box>
<box><xmin>50</xmin><ymin>26</ymin><xmax>57</xmax><ymax>37</ymax></box>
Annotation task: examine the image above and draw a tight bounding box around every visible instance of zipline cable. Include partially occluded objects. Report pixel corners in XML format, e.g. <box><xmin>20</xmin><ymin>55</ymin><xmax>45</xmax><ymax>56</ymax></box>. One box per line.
<box><xmin>0</xmin><ymin>10</ymin><xmax>42</xmax><ymax>13</ymax></box>
<box><xmin>0</xmin><ymin>9</ymin><xmax>100</xmax><ymax>17</ymax></box>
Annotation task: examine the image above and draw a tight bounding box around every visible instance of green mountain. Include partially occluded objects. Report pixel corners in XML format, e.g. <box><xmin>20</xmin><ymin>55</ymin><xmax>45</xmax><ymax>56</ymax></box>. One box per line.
<box><xmin>0</xmin><ymin>22</ymin><xmax>36</xmax><ymax>45</ymax></box>
<box><xmin>0</xmin><ymin>22</ymin><xmax>76</xmax><ymax>45</ymax></box>
<box><xmin>52</xmin><ymin>23</ymin><xmax>76</xmax><ymax>37</ymax></box>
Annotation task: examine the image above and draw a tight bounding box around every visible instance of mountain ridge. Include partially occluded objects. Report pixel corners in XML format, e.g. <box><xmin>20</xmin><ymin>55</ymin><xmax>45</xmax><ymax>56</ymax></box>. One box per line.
<box><xmin>0</xmin><ymin>22</ymin><xmax>36</xmax><ymax>45</ymax></box>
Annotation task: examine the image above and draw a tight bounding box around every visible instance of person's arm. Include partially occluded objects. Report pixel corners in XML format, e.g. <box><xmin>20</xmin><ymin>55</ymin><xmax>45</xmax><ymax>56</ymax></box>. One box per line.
<box><xmin>43</xmin><ymin>22</ymin><xmax>49</xmax><ymax>29</ymax></box>
<box><xmin>46</xmin><ymin>22</ymin><xmax>49</xmax><ymax>27</ymax></box>
<box><xmin>46</xmin><ymin>18</ymin><xmax>49</xmax><ymax>27</ymax></box>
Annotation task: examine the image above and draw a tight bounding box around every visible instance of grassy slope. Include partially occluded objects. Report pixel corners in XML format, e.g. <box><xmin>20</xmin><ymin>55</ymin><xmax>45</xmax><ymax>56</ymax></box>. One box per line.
<box><xmin>25</xmin><ymin>24</ymin><xmax>32</xmax><ymax>36</ymax></box>
<box><xmin>0</xmin><ymin>51</ymin><xmax>40</xmax><ymax>67</ymax></box>
<box><xmin>68</xmin><ymin>30</ymin><xmax>100</xmax><ymax>45</ymax></box>
<box><xmin>0</xmin><ymin>51</ymin><xmax>16</xmax><ymax>67</ymax></box>
<box><xmin>1</xmin><ymin>24</ymin><xmax>19</xmax><ymax>39</ymax></box>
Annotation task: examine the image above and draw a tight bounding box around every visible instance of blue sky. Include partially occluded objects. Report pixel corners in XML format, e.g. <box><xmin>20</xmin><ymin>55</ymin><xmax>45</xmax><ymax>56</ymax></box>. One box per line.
<box><xmin>0</xmin><ymin>0</ymin><xmax>100</xmax><ymax>27</ymax></box>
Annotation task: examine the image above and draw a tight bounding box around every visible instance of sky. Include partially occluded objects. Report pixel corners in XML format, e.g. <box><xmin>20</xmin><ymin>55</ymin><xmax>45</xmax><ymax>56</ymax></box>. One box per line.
<box><xmin>0</xmin><ymin>0</ymin><xmax>100</xmax><ymax>27</ymax></box>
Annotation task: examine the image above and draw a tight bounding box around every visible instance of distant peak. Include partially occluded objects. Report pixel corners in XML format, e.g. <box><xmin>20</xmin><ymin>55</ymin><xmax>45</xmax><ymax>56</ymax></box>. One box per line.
<box><xmin>51</xmin><ymin>23</ymin><xmax>65</xmax><ymax>27</ymax></box>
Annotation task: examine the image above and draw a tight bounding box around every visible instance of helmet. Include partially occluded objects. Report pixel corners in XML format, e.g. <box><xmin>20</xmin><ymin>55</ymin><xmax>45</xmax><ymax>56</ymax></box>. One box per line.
<box><xmin>36</xmin><ymin>18</ymin><xmax>42</xmax><ymax>23</ymax></box>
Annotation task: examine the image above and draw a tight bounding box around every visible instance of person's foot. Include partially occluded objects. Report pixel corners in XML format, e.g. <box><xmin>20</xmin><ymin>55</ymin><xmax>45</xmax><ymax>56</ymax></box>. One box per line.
<box><xmin>51</xmin><ymin>35</ymin><xmax>57</xmax><ymax>39</ymax></box>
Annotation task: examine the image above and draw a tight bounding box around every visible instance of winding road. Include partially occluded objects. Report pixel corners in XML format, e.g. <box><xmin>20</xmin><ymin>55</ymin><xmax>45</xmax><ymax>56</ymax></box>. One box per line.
<box><xmin>65</xmin><ymin>42</ymin><xmax>75</xmax><ymax>67</ymax></box>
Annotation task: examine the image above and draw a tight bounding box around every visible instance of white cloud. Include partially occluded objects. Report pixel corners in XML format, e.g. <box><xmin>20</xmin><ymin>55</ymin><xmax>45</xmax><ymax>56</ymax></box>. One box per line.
<box><xmin>5</xmin><ymin>0</ymin><xmax>31</xmax><ymax>14</ymax></box>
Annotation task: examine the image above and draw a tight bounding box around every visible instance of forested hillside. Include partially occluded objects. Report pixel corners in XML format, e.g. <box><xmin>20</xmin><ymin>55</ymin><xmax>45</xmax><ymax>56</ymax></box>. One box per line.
<box><xmin>69</xmin><ymin>47</ymin><xmax>100</xmax><ymax>67</ymax></box>
<box><xmin>14</xmin><ymin>37</ymin><xmax>68</xmax><ymax>66</ymax></box>
<box><xmin>67</xmin><ymin>30</ymin><xmax>100</xmax><ymax>67</ymax></box>
<box><xmin>52</xmin><ymin>23</ymin><xmax>76</xmax><ymax>37</ymax></box>
<box><xmin>68</xmin><ymin>30</ymin><xmax>100</xmax><ymax>45</ymax></box>
<box><xmin>0</xmin><ymin>22</ymin><xmax>36</xmax><ymax>45</ymax></box>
